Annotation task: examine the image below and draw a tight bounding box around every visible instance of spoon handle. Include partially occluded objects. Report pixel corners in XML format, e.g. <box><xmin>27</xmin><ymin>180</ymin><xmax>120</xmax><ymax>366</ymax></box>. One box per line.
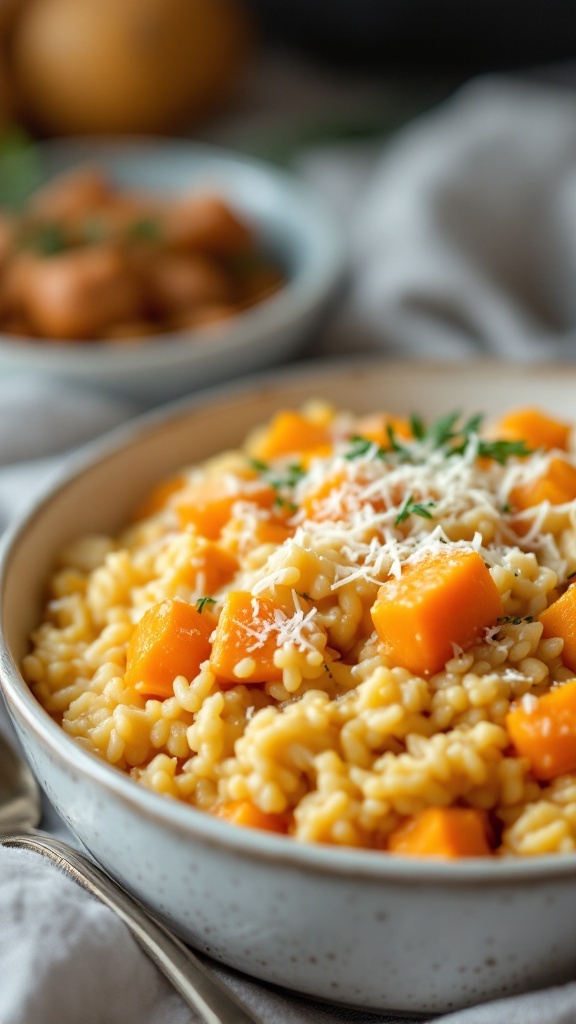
<box><xmin>1</xmin><ymin>832</ymin><xmax>263</xmax><ymax>1024</ymax></box>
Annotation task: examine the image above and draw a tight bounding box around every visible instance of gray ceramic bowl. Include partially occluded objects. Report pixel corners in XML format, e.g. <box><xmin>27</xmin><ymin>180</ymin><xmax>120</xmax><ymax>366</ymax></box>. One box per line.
<box><xmin>3</xmin><ymin>358</ymin><xmax>576</xmax><ymax>1015</ymax></box>
<box><xmin>0</xmin><ymin>139</ymin><xmax>344</xmax><ymax>403</ymax></box>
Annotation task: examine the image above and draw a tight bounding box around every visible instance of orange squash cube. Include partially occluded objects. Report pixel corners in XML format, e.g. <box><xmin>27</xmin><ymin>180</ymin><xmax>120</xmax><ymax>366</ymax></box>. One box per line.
<box><xmin>506</xmin><ymin>679</ymin><xmax>576</xmax><ymax>780</ymax></box>
<box><xmin>169</xmin><ymin>540</ymin><xmax>238</xmax><ymax>595</ymax></box>
<box><xmin>354</xmin><ymin>412</ymin><xmax>412</xmax><ymax>447</ymax></box>
<box><xmin>125</xmin><ymin>598</ymin><xmax>216</xmax><ymax>698</ymax></box>
<box><xmin>387</xmin><ymin>807</ymin><xmax>492</xmax><ymax>858</ymax></box>
<box><xmin>175</xmin><ymin>476</ymin><xmax>275</xmax><ymax>540</ymax></box>
<box><xmin>209</xmin><ymin>590</ymin><xmax>283</xmax><ymax>683</ymax></box>
<box><xmin>214</xmin><ymin>800</ymin><xmax>289</xmax><ymax>833</ymax></box>
<box><xmin>493</xmin><ymin>408</ymin><xmax>571</xmax><ymax>452</ymax></box>
<box><xmin>511</xmin><ymin>458</ymin><xmax>576</xmax><ymax>511</ymax></box>
<box><xmin>539</xmin><ymin>585</ymin><xmax>576</xmax><ymax>673</ymax></box>
<box><xmin>371</xmin><ymin>548</ymin><xmax>504</xmax><ymax>676</ymax></box>
<box><xmin>251</xmin><ymin>410</ymin><xmax>332</xmax><ymax>461</ymax></box>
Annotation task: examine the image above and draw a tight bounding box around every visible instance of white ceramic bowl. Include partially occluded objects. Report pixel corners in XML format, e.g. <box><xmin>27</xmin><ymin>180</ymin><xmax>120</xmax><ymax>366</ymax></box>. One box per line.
<box><xmin>3</xmin><ymin>358</ymin><xmax>576</xmax><ymax>1015</ymax></box>
<box><xmin>0</xmin><ymin>139</ymin><xmax>344</xmax><ymax>404</ymax></box>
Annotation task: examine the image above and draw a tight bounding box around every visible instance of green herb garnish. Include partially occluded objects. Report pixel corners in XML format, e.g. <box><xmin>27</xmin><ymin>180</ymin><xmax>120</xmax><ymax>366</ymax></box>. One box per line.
<box><xmin>344</xmin><ymin>435</ymin><xmax>387</xmax><ymax>461</ymax></box>
<box><xmin>195</xmin><ymin>597</ymin><xmax>216</xmax><ymax>613</ymax></box>
<box><xmin>249</xmin><ymin>459</ymin><xmax>304</xmax><ymax>491</ymax></box>
<box><xmin>425</xmin><ymin>411</ymin><xmax>464</xmax><ymax>448</ymax></box>
<box><xmin>25</xmin><ymin>222</ymin><xmax>69</xmax><ymax>256</ymax></box>
<box><xmin>248</xmin><ymin>458</ymin><xmax>269</xmax><ymax>473</ymax></box>
<box><xmin>385</xmin><ymin>424</ymin><xmax>413</xmax><ymax>460</ymax></box>
<box><xmin>128</xmin><ymin>218</ymin><xmax>161</xmax><ymax>243</ymax></box>
<box><xmin>269</xmin><ymin>463</ymin><xmax>306</xmax><ymax>491</ymax></box>
<box><xmin>0</xmin><ymin>128</ymin><xmax>44</xmax><ymax>210</ymax></box>
<box><xmin>394</xmin><ymin>494</ymin><xmax>435</xmax><ymax>525</ymax></box>
<box><xmin>475</xmin><ymin>439</ymin><xmax>533</xmax><ymax>465</ymax></box>
<box><xmin>496</xmin><ymin>615</ymin><xmax>534</xmax><ymax>625</ymax></box>
<box><xmin>274</xmin><ymin>496</ymin><xmax>298</xmax><ymax>513</ymax></box>
<box><xmin>405</xmin><ymin>410</ymin><xmax>533</xmax><ymax>465</ymax></box>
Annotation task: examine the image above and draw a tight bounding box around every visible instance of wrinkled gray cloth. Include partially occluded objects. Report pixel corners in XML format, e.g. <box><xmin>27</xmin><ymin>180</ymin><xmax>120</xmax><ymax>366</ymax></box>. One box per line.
<box><xmin>5</xmin><ymin>71</ymin><xmax>576</xmax><ymax>1024</ymax></box>
<box><xmin>316</xmin><ymin>74</ymin><xmax>576</xmax><ymax>362</ymax></box>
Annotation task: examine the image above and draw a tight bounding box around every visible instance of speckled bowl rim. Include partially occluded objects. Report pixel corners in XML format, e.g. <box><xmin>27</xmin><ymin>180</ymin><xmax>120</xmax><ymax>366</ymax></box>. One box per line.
<box><xmin>3</xmin><ymin>355</ymin><xmax>576</xmax><ymax>884</ymax></box>
<box><xmin>0</xmin><ymin>137</ymin><xmax>345</xmax><ymax>374</ymax></box>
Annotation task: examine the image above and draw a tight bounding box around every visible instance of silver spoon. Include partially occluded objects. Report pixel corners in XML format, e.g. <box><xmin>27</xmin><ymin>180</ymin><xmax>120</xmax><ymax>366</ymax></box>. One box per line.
<box><xmin>0</xmin><ymin>730</ymin><xmax>262</xmax><ymax>1024</ymax></box>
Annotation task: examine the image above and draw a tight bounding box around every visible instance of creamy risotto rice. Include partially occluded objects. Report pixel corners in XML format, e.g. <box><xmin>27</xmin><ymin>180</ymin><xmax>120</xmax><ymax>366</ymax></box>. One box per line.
<box><xmin>24</xmin><ymin>403</ymin><xmax>576</xmax><ymax>857</ymax></box>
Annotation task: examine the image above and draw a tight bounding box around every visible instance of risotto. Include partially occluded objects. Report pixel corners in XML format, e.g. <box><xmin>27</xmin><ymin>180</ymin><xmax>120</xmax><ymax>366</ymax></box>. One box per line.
<box><xmin>23</xmin><ymin>402</ymin><xmax>576</xmax><ymax>857</ymax></box>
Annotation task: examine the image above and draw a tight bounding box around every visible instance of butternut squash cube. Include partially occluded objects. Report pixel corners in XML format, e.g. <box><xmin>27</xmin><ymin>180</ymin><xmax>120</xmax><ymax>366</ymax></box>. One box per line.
<box><xmin>511</xmin><ymin>458</ymin><xmax>576</xmax><ymax>510</ymax></box>
<box><xmin>251</xmin><ymin>410</ymin><xmax>332</xmax><ymax>461</ymax></box>
<box><xmin>387</xmin><ymin>807</ymin><xmax>492</xmax><ymax>858</ymax></box>
<box><xmin>209</xmin><ymin>590</ymin><xmax>283</xmax><ymax>683</ymax></box>
<box><xmin>539</xmin><ymin>584</ymin><xmax>576</xmax><ymax>673</ymax></box>
<box><xmin>506</xmin><ymin>679</ymin><xmax>576</xmax><ymax>780</ymax></box>
<box><xmin>125</xmin><ymin>598</ymin><xmax>216</xmax><ymax>698</ymax></box>
<box><xmin>175</xmin><ymin>476</ymin><xmax>275</xmax><ymax>540</ymax></box>
<box><xmin>493</xmin><ymin>407</ymin><xmax>571</xmax><ymax>452</ymax></box>
<box><xmin>370</xmin><ymin>548</ymin><xmax>504</xmax><ymax>676</ymax></box>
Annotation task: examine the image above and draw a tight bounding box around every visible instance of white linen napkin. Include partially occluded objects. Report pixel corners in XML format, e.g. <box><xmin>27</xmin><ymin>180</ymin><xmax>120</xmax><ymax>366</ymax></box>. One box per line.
<box><xmin>5</xmin><ymin>70</ymin><xmax>576</xmax><ymax>1024</ymax></box>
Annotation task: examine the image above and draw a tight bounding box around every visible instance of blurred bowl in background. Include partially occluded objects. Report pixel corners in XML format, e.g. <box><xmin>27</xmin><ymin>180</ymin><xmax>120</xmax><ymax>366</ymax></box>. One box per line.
<box><xmin>0</xmin><ymin>138</ymin><xmax>345</xmax><ymax>404</ymax></box>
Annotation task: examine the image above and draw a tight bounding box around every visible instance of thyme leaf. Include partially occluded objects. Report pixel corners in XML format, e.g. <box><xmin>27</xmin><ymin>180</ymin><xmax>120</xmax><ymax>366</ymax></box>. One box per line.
<box><xmin>248</xmin><ymin>458</ymin><xmax>269</xmax><ymax>473</ymax></box>
<box><xmin>409</xmin><ymin>413</ymin><xmax>426</xmax><ymax>440</ymax></box>
<box><xmin>475</xmin><ymin>439</ymin><xmax>533</xmax><ymax>464</ymax></box>
<box><xmin>344</xmin><ymin>435</ymin><xmax>387</xmax><ymax>461</ymax></box>
<box><xmin>269</xmin><ymin>463</ymin><xmax>306</xmax><ymax>491</ymax></box>
<box><xmin>249</xmin><ymin>457</ymin><xmax>305</xmax><ymax>492</ymax></box>
<box><xmin>496</xmin><ymin>615</ymin><xmax>534</xmax><ymax>625</ymax></box>
<box><xmin>274</xmin><ymin>496</ymin><xmax>297</xmax><ymax>513</ymax></box>
<box><xmin>385</xmin><ymin>425</ymin><xmax>413</xmax><ymax>460</ymax></box>
<box><xmin>395</xmin><ymin>494</ymin><xmax>435</xmax><ymax>525</ymax></box>
<box><xmin>424</xmin><ymin>411</ymin><xmax>463</xmax><ymax>448</ymax></box>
